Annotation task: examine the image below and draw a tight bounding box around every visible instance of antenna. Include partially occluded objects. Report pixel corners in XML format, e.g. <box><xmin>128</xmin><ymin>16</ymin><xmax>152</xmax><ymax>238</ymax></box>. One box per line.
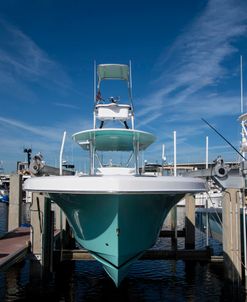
<box><xmin>94</xmin><ymin>60</ymin><xmax>96</xmax><ymax>104</ymax></box>
<box><xmin>173</xmin><ymin>131</ymin><xmax>177</xmax><ymax>176</ymax></box>
<box><xmin>241</xmin><ymin>55</ymin><xmax>244</xmax><ymax>114</ymax></box>
<box><xmin>93</xmin><ymin>60</ymin><xmax>96</xmax><ymax>129</ymax></box>
<box><xmin>162</xmin><ymin>144</ymin><xmax>166</xmax><ymax>163</ymax></box>
<box><xmin>240</xmin><ymin>56</ymin><xmax>247</xmax><ymax>284</ymax></box>
<box><xmin>59</xmin><ymin>131</ymin><xmax>67</xmax><ymax>175</ymax></box>
<box><xmin>129</xmin><ymin>60</ymin><xmax>134</xmax><ymax>111</ymax></box>
<box><xmin>206</xmin><ymin>136</ymin><xmax>209</xmax><ymax>169</ymax></box>
<box><xmin>240</xmin><ymin>55</ymin><xmax>247</xmax><ymax>160</ymax></box>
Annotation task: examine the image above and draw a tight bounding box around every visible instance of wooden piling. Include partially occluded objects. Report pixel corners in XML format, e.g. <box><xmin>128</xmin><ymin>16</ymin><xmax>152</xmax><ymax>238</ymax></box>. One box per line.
<box><xmin>42</xmin><ymin>197</ymin><xmax>53</xmax><ymax>274</ymax></box>
<box><xmin>30</xmin><ymin>194</ymin><xmax>56</xmax><ymax>274</ymax></box>
<box><xmin>185</xmin><ymin>194</ymin><xmax>195</xmax><ymax>249</ymax></box>
<box><xmin>53</xmin><ymin>203</ymin><xmax>63</xmax><ymax>231</ymax></box>
<box><xmin>8</xmin><ymin>174</ymin><xmax>22</xmax><ymax>231</ymax></box>
<box><xmin>170</xmin><ymin>205</ymin><xmax>177</xmax><ymax>248</ymax></box>
<box><xmin>222</xmin><ymin>189</ymin><xmax>242</xmax><ymax>284</ymax></box>
<box><xmin>30</xmin><ymin>193</ymin><xmax>44</xmax><ymax>258</ymax></box>
<box><xmin>30</xmin><ymin>192</ymin><xmax>75</xmax><ymax>275</ymax></box>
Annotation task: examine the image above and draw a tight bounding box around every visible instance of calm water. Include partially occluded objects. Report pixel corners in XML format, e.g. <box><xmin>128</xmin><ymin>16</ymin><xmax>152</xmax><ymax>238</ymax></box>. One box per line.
<box><xmin>0</xmin><ymin>204</ymin><xmax>246</xmax><ymax>301</ymax></box>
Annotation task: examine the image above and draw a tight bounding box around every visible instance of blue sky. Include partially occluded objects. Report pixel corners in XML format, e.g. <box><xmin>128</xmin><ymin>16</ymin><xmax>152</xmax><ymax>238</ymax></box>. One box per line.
<box><xmin>0</xmin><ymin>0</ymin><xmax>247</xmax><ymax>173</ymax></box>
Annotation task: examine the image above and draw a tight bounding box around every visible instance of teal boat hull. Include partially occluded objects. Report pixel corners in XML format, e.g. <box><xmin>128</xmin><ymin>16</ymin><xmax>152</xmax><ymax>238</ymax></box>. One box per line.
<box><xmin>50</xmin><ymin>193</ymin><xmax>184</xmax><ymax>286</ymax></box>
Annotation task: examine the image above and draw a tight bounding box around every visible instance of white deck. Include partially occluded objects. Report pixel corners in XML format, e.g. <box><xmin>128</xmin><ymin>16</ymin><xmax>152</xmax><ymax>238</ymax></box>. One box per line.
<box><xmin>24</xmin><ymin>175</ymin><xmax>206</xmax><ymax>194</ymax></box>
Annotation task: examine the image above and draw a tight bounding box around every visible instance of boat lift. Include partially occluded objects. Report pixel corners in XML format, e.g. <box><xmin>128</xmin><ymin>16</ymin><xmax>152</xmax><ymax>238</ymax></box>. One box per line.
<box><xmin>186</xmin><ymin>112</ymin><xmax>247</xmax><ymax>288</ymax></box>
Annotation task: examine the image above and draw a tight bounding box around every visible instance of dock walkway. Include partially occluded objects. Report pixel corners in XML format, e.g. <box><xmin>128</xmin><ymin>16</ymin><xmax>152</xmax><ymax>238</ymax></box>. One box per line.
<box><xmin>0</xmin><ymin>227</ymin><xmax>30</xmax><ymax>270</ymax></box>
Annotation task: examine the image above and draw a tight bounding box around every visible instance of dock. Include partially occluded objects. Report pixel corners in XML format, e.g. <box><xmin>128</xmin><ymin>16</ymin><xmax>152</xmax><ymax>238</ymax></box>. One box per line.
<box><xmin>1</xmin><ymin>165</ymin><xmax>246</xmax><ymax>291</ymax></box>
<box><xmin>0</xmin><ymin>227</ymin><xmax>30</xmax><ymax>270</ymax></box>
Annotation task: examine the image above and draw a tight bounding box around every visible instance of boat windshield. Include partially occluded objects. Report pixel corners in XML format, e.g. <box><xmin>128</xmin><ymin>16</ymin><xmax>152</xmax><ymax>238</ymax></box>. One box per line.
<box><xmin>95</xmin><ymin>150</ymin><xmax>137</xmax><ymax>169</ymax></box>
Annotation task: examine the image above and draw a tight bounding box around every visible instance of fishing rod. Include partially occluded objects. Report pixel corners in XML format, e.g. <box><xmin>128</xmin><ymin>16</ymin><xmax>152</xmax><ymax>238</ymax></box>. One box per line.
<box><xmin>201</xmin><ymin>118</ymin><xmax>247</xmax><ymax>161</ymax></box>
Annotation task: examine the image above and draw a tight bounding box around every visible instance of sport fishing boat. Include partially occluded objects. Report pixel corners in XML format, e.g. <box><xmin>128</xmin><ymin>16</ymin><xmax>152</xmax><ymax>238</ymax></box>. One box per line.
<box><xmin>24</xmin><ymin>63</ymin><xmax>206</xmax><ymax>286</ymax></box>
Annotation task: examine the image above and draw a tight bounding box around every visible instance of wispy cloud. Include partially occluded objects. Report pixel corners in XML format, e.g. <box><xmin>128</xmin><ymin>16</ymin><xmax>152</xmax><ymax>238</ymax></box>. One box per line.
<box><xmin>53</xmin><ymin>102</ymin><xmax>80</xmax><ymax>110</ymax></box>
<box><xmin>0</xmin><ymin>115</ymin><xmax>91</xmax><ymax>140</ymax></box>
<box><xmin>0</xmin><ymin>116</ymin><xmax>60</xmax><ymax>140</ymax></box>
<box><xmin>163</xmin><ymin>94</ymin><xmax>240</xmax><ymax>124</ymax></box>
<box><xmin>158</xmin><ymin>0</ymin><xmax>247</xmax><ymax>91</ymax></box>
<box><xmin>0</xmin><ymin>115</ymin><xmax>92</xmax><ymax>171</ymax></box>
<box><xmin>136</xmin><ymin>0</ymin><xmax>247</xmax><ymax>126</ymax></box>
<box><xmin>0</xmin><ymin>19</ymin><xmax>81</xmax><ymax>99</ymax></box>
<box><xmin>136</xmin><ymin>112</ymin><xmax>163</xmax><ymax>128</ymax></box>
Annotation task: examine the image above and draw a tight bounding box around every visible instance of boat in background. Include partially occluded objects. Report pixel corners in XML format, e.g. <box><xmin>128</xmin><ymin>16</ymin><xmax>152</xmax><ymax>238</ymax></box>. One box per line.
<box><xmin>0</xmin><ymin>175</ymin><xmax>9</xmax><ymax>203</ymax></box>
<box><xmin>0</xmin><ymin>163</ymin><xmax>9</xmax><ymax>203</ymax></box>
<box><xmin>24</xmin><ymin>62</ymin><xmax>206</xmax><ymax>286</ymax></box>
<box><xmin>0</xmin><ymin>185</ymin><xmax>9</xmax><ymax>203</ymax></box>
<box><xmin>195</xmin><ymin>187</ymin><xmax>223</xmax><ymax>242</ymax></box>
<box><xmin>195</xmin><ymin>111</ymin><xmax>247</xmax><ymax>243</ymax></box>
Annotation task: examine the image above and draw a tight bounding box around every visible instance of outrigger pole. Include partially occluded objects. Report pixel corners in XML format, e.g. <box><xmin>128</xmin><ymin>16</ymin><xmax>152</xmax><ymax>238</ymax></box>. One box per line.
<box><xmin>201</xmin><ymin>118</ymin><xmax>247</xmax><ymax>161</ymax></box>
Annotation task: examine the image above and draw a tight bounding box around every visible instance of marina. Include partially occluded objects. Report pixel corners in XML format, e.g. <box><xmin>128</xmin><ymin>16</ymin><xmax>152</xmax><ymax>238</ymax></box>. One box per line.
<box><xmin>1</xmin><ymin>1</ymin><xmax>247</xmax><ymax>300</ymax></box>
<box><xmin>1</xmin><ymin>60</ymin><xmax>247</xmax><ymax>298</ymax></box>
<box><xmin>0</xmin><ymin>150</ymin><xmax>247</xmax><ymax>300</ymax></box>
<box><xmin>0</xmin><ymin>152</ymin><xmax>247</xmax><ymax>301</ymax></box>
<box><xmin>1</xmin><ymin>131</ymin><xmax>247</xmax><ymax>300</ymax></box>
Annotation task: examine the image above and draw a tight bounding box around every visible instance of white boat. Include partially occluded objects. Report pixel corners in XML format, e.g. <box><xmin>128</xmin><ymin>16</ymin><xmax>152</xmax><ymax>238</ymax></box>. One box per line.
<box><xmin>24</xmin><ymin>62</ymin><xmax>206</xmax><ymax>286</ymax></box>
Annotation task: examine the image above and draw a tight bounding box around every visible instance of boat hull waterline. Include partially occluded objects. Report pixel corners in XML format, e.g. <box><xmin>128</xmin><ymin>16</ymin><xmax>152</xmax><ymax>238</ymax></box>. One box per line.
<box><xmin>25</xmin><ymin>175</ymin><xmax>206</xmax><ymax>286</ymax></box>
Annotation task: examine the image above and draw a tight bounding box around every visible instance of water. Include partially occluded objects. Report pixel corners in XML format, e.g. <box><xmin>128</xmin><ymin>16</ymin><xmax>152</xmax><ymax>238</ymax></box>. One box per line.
<box><xmin>0</xmin><ymin>205</ymin><xmax>246</xmax><ymax>301</ymax></box>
